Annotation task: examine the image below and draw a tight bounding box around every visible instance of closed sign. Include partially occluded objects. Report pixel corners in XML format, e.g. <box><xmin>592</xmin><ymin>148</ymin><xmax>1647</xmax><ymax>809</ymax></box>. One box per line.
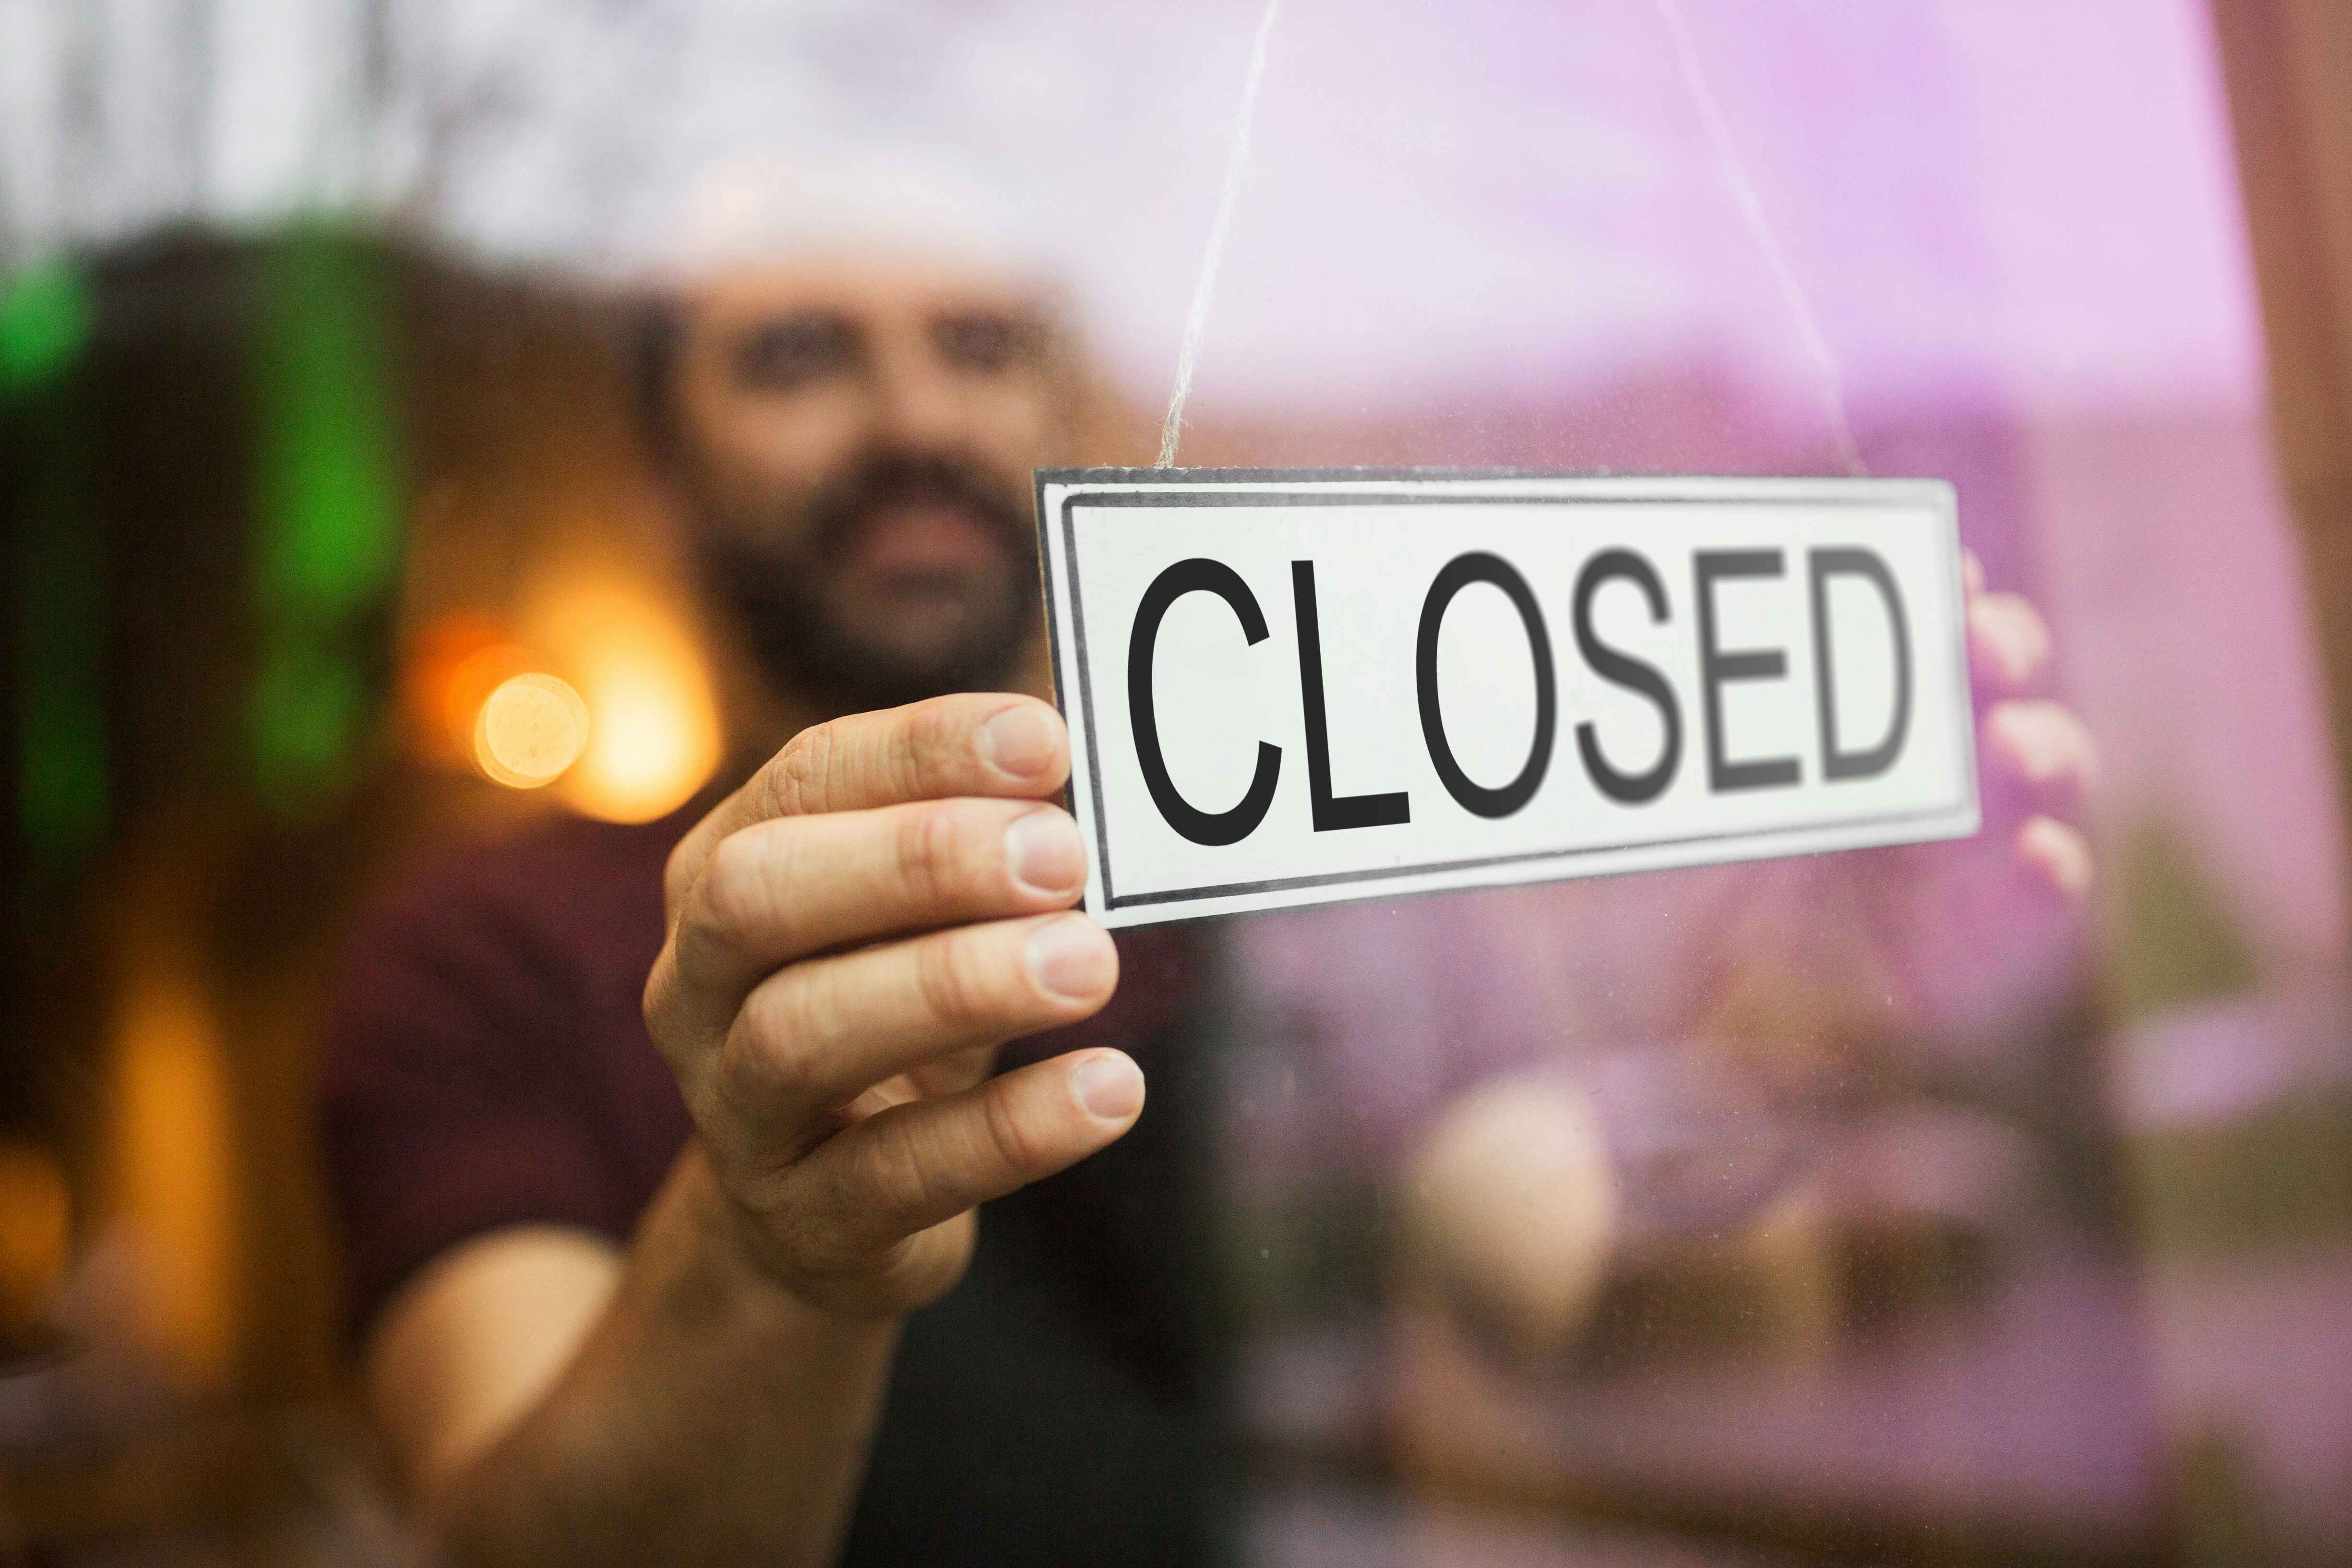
<box><xmin>1034</xmin><ymin>470</ymin><xmax>1977</xmax><ymax>927</ymax></box>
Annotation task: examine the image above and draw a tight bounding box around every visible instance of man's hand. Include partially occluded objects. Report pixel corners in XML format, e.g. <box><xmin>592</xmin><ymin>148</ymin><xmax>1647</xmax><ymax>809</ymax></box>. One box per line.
<box><xmin>642</xmin><ymin>692</ymin><xmax>1140</xmax><ymax>1318</ymax></box>
<box><xmin>1864</xmin><ymin>553</ymin><xmax>2100</xmax><ymax>1041</ymax></box>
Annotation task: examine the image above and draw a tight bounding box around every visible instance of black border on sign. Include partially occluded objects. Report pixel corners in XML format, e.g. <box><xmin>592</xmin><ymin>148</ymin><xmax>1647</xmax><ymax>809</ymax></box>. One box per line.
<box><xmin>1028</xmin><ymin>469</ymin><xmax>1974</xmax><ymax>916</ymax></box>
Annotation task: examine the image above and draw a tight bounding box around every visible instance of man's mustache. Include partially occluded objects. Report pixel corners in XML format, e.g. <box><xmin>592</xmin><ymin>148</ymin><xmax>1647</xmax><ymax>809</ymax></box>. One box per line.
<box><xmin>806</xmin><ymin>450</ymin><xmax>1035</xmax><ymax>567</ymax></box>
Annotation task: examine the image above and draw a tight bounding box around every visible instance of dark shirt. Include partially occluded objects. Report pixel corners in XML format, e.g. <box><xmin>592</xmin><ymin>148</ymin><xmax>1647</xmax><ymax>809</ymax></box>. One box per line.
<box><xmin>319</xmin><ymin>803</ymin><xmax>1229</xmax><ymax>1567</ymax></box>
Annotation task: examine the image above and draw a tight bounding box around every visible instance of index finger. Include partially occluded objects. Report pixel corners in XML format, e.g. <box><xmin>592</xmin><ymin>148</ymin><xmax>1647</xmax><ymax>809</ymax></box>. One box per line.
<box><xmin>667</xmin><ymin>694</ymin><xmax>1068</xmax><ymax>914</ymax></box>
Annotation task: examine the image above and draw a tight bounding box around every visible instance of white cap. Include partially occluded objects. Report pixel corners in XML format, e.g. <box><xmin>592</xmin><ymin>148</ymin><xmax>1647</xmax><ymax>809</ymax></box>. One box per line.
<box><xmin>634</xmin><ymin>144</ymin><xmax>1047</xmax><ymax>288</ymax></box>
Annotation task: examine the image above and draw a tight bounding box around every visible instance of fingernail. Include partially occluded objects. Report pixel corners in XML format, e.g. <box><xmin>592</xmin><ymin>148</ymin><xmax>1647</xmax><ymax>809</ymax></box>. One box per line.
<box><xmin>1005</xmin><ymin>808</ymin><xmax>1086</xmax><ymax>897</ymax></box>
<box><xmin>1071</xmin><ymin>1053</ymin><xmax>1145</xmax><ymax>1122</ymax></box>
<box><xmin>1990</xmin><ymin>703</ymin><xmax>2062</xmax><ymax>780</ymax></box>
<box><xmin>2018</xmin><ymin>816</ymin><xmax>2094</xmax><ymax>898</ymax></box>
<box><xmin>1026</xmin><ymin>915</ymin><xmax>1114</xmax><ymax>1002</ymax></box>
<box><xmin>982</xmin><ymin>704</ymin><xmax>1060</xmax><ymax>781</ymax></box>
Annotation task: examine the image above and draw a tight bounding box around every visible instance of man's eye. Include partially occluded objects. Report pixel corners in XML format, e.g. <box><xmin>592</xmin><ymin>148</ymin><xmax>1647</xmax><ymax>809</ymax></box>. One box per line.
<box><xmin>932</xmin><ymin>313</ymin><xmax>1044</xmax><ymax>375</ymax></box>
<box><xmin>732</xmin><ymin>315</ymin><xmax>859</xmax><ymax>390</ymax></box>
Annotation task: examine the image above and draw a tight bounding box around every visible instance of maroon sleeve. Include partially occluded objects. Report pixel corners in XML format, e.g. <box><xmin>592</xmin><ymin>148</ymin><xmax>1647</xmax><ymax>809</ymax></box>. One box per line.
<box><xmin>317</xmin><ymin>835</ymin><xmax>637</xmax><ymax>1344</ymax></box>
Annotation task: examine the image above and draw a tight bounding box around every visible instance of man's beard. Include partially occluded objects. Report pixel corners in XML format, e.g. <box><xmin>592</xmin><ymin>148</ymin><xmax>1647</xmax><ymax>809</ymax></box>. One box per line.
<box><xmin>693</xmin><ymin>450</ymin><xmax>1041</xmax><ymax>715</ymax></box>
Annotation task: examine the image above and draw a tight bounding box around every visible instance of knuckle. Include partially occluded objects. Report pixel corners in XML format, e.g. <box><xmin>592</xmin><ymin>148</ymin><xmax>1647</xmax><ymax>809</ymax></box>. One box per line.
<box><xmin>890</xmin><ymin>806</ymin><xmax>943</xmax><ymax>908</ymax></box>
<box><xmin>892</xmin><ymin>706</ymin><xmax>942</xmax><ymax>801</ymax></box>
<box><xmin>891</xmin><ymin>802</ymin><xmax>973</xmax><ymax>910</ymax></box>
<box><xmin>724</xmin><ymin>979</ymin><xmax>821</xmax><ymax>1108</ymax></box>
<box><xmin>700</xmin><ymin>826</ymin><xmax>783</xmax><ymax>937</ymax></box>
<box><xmin>978</xmin><ymin>1084</ymin><xmax>1044</xmax><ymax>1179</ymax></box>
<box><xmin>768</xmin><ymin>723</ymin><xmax>837</xmax><ymax>818</ymax></box>
<box><xmin>908</xmin><ymin>693</ymin><xmax>956</xmax><ymax>751</ymax></box>
<box><xmin>913</xmin><ymin>928</ymin><xmax>998</xmax><ymax>1031</ymax></box>
<box><xmin>641</xmin><ymin>950</ymin><xmax>683</xmax><ymax>1046</ymax></box>
<box><xmin>841</xmin><ymin>1130</ymin><xmax>933</xmax><ymax>1239</ymax></box>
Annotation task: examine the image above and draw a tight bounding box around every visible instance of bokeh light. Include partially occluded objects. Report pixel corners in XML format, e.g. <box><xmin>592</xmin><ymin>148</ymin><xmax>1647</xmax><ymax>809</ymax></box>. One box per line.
<box><xmin>518</xmin><ymin>572</ymin><xmax>724</xmax><ymax>824</ymax></box>
<box><xmin>108</xmin><ymin>956</ymin><xmax>237</xmax><ymax>1389</ymax></box>
<box><xmin>473</xmin><ymin>671</ymin><xmax>591</xmax><ymax>789</ymax></box>
<box><xmin>0</xmin><ymin>1143</ymin><xmax>71</xmax><ymax>1339</ymax></box>
<box><xmin>406</xmin><ymin>578</ymin><xmax>722</xmax><ymax>816</ymax></box>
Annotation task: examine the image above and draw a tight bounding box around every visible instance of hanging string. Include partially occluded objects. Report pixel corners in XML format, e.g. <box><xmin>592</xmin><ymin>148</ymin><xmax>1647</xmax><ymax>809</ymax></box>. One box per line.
<box><xmin>1157</xmin><ymin>0</ymin><xmax>1283</xmax><ymax>468</ymax></box>
<box><xmin>1650</xmin><ymin>0</ymin><xmax>1868</xmax><ymax>478</ymax></box>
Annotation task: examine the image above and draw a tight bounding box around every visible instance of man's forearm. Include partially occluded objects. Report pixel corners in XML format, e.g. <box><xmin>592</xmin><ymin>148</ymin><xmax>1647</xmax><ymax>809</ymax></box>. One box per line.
<box><xmin>434</xmin><ymin>1145</ymin><xmax>901</xmax><ymax>1568</ymax></box>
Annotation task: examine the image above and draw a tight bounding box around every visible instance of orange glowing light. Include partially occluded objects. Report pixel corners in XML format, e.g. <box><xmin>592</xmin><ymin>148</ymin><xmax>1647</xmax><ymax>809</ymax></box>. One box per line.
<box><xmin>517</xmin><ymin>573</ymin><xmax>724</xmax><ymax>823</ymax></box>
<box><xmin>404</xmin><ymin>616</ymin><xmax>523</xmax><ymax>760</ymax></box>
<box><xmin>0</xmin><ymin>1142</ymin><xmax>70</xmax><ymax>1331</ymax></box>
<box><xmin>474</xmin><ymin>671</ymin><xmax>592</xmax><ymax>789</ymax></box>
<box><xmin>109</xmin><ymin>959</ymin><xmax>237</xmax><ymax>1389</ymax></box>
<box><xmin>442</xmin><ymin>643</ymin><xmax>539</xmax><ymax>747</ymax></box>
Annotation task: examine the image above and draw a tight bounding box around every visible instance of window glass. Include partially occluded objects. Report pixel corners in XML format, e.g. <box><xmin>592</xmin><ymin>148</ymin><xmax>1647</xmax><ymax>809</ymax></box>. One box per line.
<box><xmin>2</xmin><ymin>4</ymin><xmax>2345</xmax><ymax>1564</ymax></box>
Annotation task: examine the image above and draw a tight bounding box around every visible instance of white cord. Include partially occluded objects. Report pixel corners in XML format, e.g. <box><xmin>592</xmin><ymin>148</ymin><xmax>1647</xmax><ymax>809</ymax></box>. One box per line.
<box><xmin>1157</xmin><ymin>0</ymin><xmax>1284</xmax><ymax>469</ymax></box>
<box><xmin>1651</xmin><ymin>0</ymin><xmax>1867</xmax><ymax>477</ymax></box>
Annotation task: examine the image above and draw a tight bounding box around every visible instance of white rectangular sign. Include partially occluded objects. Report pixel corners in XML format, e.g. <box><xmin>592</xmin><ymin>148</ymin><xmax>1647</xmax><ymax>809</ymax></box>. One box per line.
<box><xmin>1034</xmin><ymin>470</ymin><xmax>1977</xmax><ymax>928</ymax></box>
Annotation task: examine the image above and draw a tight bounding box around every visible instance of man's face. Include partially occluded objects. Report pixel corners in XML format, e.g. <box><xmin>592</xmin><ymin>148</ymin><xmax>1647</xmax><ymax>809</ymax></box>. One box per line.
<box><xmin>668</xmin><ymin>256</ymin><xmax>1060</xmax><ymax>713</ymax></box>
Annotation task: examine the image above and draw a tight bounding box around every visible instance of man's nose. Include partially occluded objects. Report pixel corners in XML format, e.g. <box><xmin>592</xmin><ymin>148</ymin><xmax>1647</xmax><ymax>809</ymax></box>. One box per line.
<box><xmin>871</xmin><ymin>339</ymin><xmax>967</xmax><ymax>451</ymax></box>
